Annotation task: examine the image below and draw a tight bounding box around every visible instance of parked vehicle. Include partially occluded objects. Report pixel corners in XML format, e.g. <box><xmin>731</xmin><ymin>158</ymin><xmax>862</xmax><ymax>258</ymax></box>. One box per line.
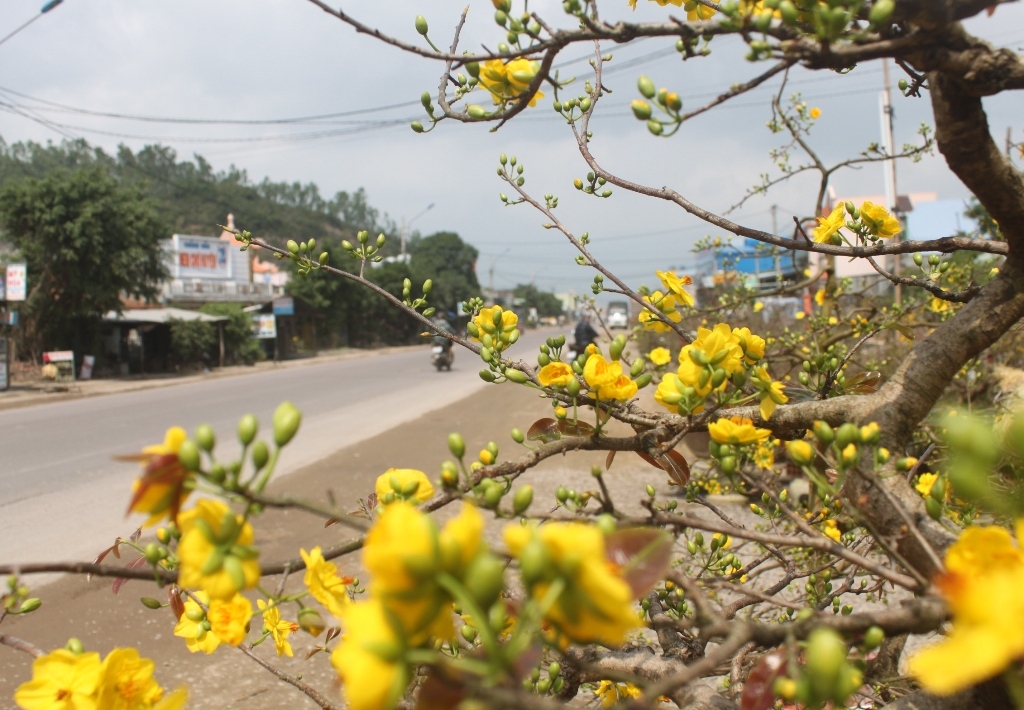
<box><xmin>606</xmin><ymin>301</ymin><xmax>630</xmax><ymax>329</ymax></box>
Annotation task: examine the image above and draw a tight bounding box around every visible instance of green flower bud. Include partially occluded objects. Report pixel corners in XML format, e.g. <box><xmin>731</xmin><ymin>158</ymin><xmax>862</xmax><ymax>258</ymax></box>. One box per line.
<box><xmin>511</xmin><ymin>428</ymin><xmax>525</xmax><ymax>444</ymax></box>
<box><xmin>318</xmin><ymin>251</ymin><xmax>329</xmax><ymax>266</ymax></box>
<box><xmin>297</xmin><ymin>607</ymin><xmax>325</xmax><ymax>637</ymax></box>
<box><xmin>863</xmin><ymin>626</ymin><xmax>884</xmax><ymax>650</ymax></box>
<box><xmin>556</xmin><ymin>486</ymin><xmax>570</xmax><ymax>503</ymax></box>
<box><xmin>868</xmin><ymin>0</ymin><xmax>895</xmax><ymax>26</ymax></box>
<box><xmin>779</xmin><ymin>0</ymin><xmax>798</xmax><ymax>24</ymax></box>
<box><xmin>415</xmin><ymin>15</ymin><xmax>429</xmax><ymax>35</ymax></box>
<box><xmin>18</xmin><ymin>598</ymin><xmax>41</xmax><ymax>613</ymax></box>
<box><xmin>505</xmin><ymin>369</ymin><xmax>529</xmax><ymax>384</ymax></box>
<box><xmin>66</xmin><ymin>638</ymin><xmax>85</xmax><ymax>654</ymax></box>
<box><xmin>237</xmin><ymin>414</ymin><xmax>258</xmax><ymax>445</ymax></box>
<box><xmin>720</xmin><ymin>456</ymin><xmax>737</xmax><ymax>474</ymax></box>
<box><xmin>646</xmin><ymin>483</ymin><xmax>657</xmax><ymax>497</ymax></box>
<box><xmin>806</xmin><ymin>628</ymin><xmax>848</xmax><ymax>701</ymax></box>
<box><xmin>637</xmin><ymin>75</ymin><xmax>656</xmax><ymax>99</ymax></box>
<box><xmin>195</xmin><ymin>424</ymin><xmax>215</xmax><ymax>452</ymax></box>
<box><xmin>513</xmin><ymin>485</ymin><xmax>534</xmax><ymax>514</ymax></box>
<box><xmin>630</xmin><ymin>358</ymin><xmax>645</xmax><ymax>377</ymax></box>
<box><xmin>287</xmin><ymin>240</ymin><xmax>299</xmax><ymax>255</ymax></box>
<box><xmin>464</xmin><ymin>555</ymin><xmax>505</xmax><ymax>609</ymax></box>
<box><xmin>647</xmin><ymin>119</ymin><xmax>664</xmax><ymax>136</ymax></box>
<box><xmin>251</xmin><ymin>440</ymin><xmax>270</xmax><ymax>470</ymax></box>
<box><xmin>925</xmin><ymin>496</ymin><xmax>943</xmax><ymax>521</ymax></box>
<box><xmin>635</xmin><ymin>373</ymin><xmax>652</xmax><ymax>389</ymax></box>
<box><xmin>519</xmin><ymin>539</ymin><xmax>550</xmax><ymax>585</ymax></box>
<box><xmin>631</xmin><ymin>99</ymin><xmax>652</xmax><ymax>120</ymax></box>
<box><xmin>812</xmin><ymin>421</ymin><xmax>835</xmax><ymax>445</ymax></box>
<box><xmin>835</xmin><ymin>422</ymin><xmax>861</xmax><ymax>449</ymax></box>
<box><xmin>177</xmin><ymin>439</ymin><xmax>201</xmax><ymax>472</ymax></box>
<box><xmin>448</xmin><ymin>432</ymin><xmax>466</xmax><ymax>459</ymax></box>
<box><xmin>467</xmin><ymin>104</ymin><xmax>487</xmax><ymax>119</ymax></box>
<box><xmin>567</xmin><ymin>377</ymin><xmax>581</xmax><ymax>397</ymax></box>
<box><xmin>411</xmin><ymin>121</ymin><xmax>425</xmax><ymax>133</ymax></box>
<box><xmin>140</xmin><ymin>597</ymin><xmax>162</xmax><ymax>610</ymax></box>
<box><xmin>479</xmin><ymin>369</ymin><xmax>496</xmax><ymax>382</ymax></box>
<box><xmin>272</xmin><ymin>401</ymin><xmax>302</xmax><ymax>447</ymax></box>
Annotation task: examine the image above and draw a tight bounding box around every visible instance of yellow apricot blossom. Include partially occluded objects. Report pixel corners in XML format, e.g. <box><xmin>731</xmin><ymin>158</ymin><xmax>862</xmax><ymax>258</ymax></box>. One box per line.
<box><xmin>860</xmin><ymin>201</ymin><xmax>902</xmax><ymax>238</ymax></box>
<box><xmin>822</xmin><ymin>519</ymin><xmax>842</xmax><ymax>543</ymax></box>
<box><xmin>173</xmin><ymin>592</ymin><xmax>220</xmax><ymax>654</ymax></box>
<box><xmin>655</xmin><ymin>270</ymin><xmax>695</xmax><ymax>307</ymax></box>
<box><xmin>595</xmin><ymin>680</ymin><xmax>643</xmax><ymax>706</ymax></box>
<box><xmin>648</xmin><ymin>347</ymin><xmax>671</xmax><ymax>366</ymax></box>
<box><xmin>638</xmin><ymin>291</ymin><xmax>681</xmax><ymax>332</ymax></box>
<box><xmin>331</xmin><ymin>598</ymin><xmax>409</xmax><ymax>710</ymax></box>
<box><xmin>14</xmin><ymin>649</ymin><xmax>102</xmax><ymax>710</ymax></box>
<box><xmin>810</xmin><ymin>107</ymin><xmax>822</xmax><ymax>119</ymax></box>
<box><xmin>207</xmin><ymin>593</ymin><xmax>253</xmax><ymax>647</ymax></box>
<box><xmin>909</xmin><ymin>522</ymin><xmax>1024</xmax><ymax>695</ymax></box>
<box><xmin>732</xmin><ymin>326</ymin><xmax>766</xmax><ymax>364</ymax></box>
<box><xmin>915</xmin><ymin>473</ymin><xmax>938</xmax><ymax>497</ymax></box>
<box><xmin>125</xmin><ymin>426</ymin><xmax>192</xmax><ymax>526</ymax></box>
<box><xmin>752</xmin><ymin>366</ymin><xmax>788</xmax><ymax>420</ymax></box>
<box><xmin>374</xmin><ymin>468</ymin><xmax>434</xmax><ymax>505</ymax></box>
<box><xmin>709</xmin><ymin>416</ymin><xmax>771</xmax><ymax>445</ymax></box>
<box><xmin>681</xmin><ymin>323</ymin><xmax>744</xmax><ymax>375</ymax></box>
<box><xmin>97</xmin><ymin>647</ymin><xmax>188</xmax><ymax>710</ymax></box>
<box><xmin>258</xmin><ymin>600</ymin><xmax>299</xmax><ymax>658</ymax></box>
<box><xmin>583</xmin><ymin>353</ymin><xmax>620</xmax><ymax>390</ymax></box>
<box><xmin>813</xmin><ymin>204</ymin><xmax>846</xmax><ymax>243</ymax></box>
<box><xmin>301</xmin><ymin>546</ymin><xmax>353</xmax><ymax>620</ymax></box>
<box><xmin>504</xmin><ymin>521</ymin><xmax>640</xmax><ymax>646</ymax></box>
<box><xmin>478</xmin><ymin>58</ymin><xmax>545</xmax><ymax>106</ymax></box>
<box><xmin>537</xmin><ymin>361</ymin><xmax>575</xmax><ymax>387</ymax></box>
<box><xmin>177</xmin><ymin>499</ymin><xmax>260</xmax><ymax>600</ymax></box>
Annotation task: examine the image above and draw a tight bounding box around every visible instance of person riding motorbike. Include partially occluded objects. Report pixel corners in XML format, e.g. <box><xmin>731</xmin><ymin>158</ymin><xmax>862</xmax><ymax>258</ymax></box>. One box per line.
<box><xmin>572</xmin><ymin>315</ymin><xmax>598</xmax><ymax>354</ymax></box>
<box><xmin>431</xmin><ymin>317</ymin><xmax>454</xmax><ymax>370</ymax></box>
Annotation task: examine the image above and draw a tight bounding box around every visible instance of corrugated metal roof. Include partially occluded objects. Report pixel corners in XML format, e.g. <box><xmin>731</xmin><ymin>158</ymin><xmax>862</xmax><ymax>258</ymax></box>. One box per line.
<box><xmin>102</xmin><ymin>307</ymin><xmax>228</xmax><ymax>324</ymax></box>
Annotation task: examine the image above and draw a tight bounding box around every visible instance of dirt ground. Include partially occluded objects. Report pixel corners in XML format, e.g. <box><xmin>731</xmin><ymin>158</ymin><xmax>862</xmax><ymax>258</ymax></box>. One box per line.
<box><xmin>0</xmin><ymin>379</ymin><xmax>705</xmax><ymax>708</ymax></box>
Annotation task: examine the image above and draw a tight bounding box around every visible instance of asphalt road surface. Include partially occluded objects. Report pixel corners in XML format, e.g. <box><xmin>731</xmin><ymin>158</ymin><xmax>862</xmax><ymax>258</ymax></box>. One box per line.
<box><xmin>0</xmin><ymin>328</ymin><xmax>556</xmax><ymax>570</ymax></box>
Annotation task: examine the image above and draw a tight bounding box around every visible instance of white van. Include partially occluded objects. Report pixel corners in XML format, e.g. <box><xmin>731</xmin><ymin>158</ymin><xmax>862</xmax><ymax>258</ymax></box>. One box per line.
<box><xmin>607</xmin><ymin>301</ymin><xmax>630</xmax><ymax>329</ymax></box>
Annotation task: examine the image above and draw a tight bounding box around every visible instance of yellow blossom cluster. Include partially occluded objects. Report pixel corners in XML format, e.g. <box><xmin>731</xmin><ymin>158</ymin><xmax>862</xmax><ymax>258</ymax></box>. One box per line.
<box><xmin>478</xmin><ymin>58</ymin><xmax>545</xmax><ymax>106</ymax></box>
<box><xmin>469</xmin><ymin>305</ymin><xmax>520</xmax><ymax>353</ymax></box>
<box><xmin>15</xmin><ymin>646</ymin><xmax>187</xmax><ymax>710</ymax></box>
<box><xmin>813</xmin><ymin>201</ymin><xmax>901</xmax><ymax>244</ymax></box>
<box><xmin>639</xmin><ymin>271</ymin><xmax>694</xmax><ymax>332</ymax></box>
<box><xmin>583</xmin><ymin>353</ymin><xmax>638</xmax><ymax>402</ymax></box>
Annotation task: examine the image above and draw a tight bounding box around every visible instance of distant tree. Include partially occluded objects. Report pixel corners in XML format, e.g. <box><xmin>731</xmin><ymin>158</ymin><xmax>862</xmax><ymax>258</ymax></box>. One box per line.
<box><xmin>408</xmin><ymin>231</ymin><xmax>481</xmax><ymax>317</ymax></box>
<box><xmin>199</xmin><ymin>303</ymin><xmax>265</xmax><ymax>365</ymax></box>
<box><xmin>168</xmin><ymin>318</ymin><xmax>217</xmax><ymax>368</ymax></box>
<box><xmin>512</xmin><ymin>283</ymin><xmax>564</xmax><ymax>318</ymax></box>
<box><xmin>0</xmin><ymin>166</ymin><xmax>168</xmax><ymax>361</ymax></box>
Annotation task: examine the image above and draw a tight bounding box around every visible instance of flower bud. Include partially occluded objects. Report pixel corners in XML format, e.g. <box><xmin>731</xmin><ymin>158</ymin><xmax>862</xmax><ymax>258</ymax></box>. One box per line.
<box><xmin>787</xmin><ymin>439</ymin><xmax>815</xmax><ymax>465</ymax></box>
<box><xmin>287</xmin><ymin>240</ymin><xmax>299</xmax><ymax>255</ymax></box>
<box><xmin>467</xmin><ymin>105</ymin><xmax>487</xmax><ymax>119</ymax></box>
<box><xmin>631</xmin><ymin>99</ymin><xmax>652</xmax><ymax>120</ymax></box>
<box><xmin>510</xmin><ymin>428</ymin><xmax>524</xmax><ymax>444</ymax></box>
<box><xmin>139</xmin><ymin>597</ymin><xmax>162</xmax><ymax>610</ymax></box>
<box><xmin>869</xmin><ymin>0</ymin><xmax>895</xmax><ymax>25</ymax></box>
<box><xmin>840</xmin><ymin>443</ymin><xmax>859</xmax><ymax>466</ymax></box>
<box><xmin>863</xmin><ymin>625</ymin><xmax>884</xmax><ymax>650</ymax></box>
<box><xmin>415</xmin><ymin>15</ymin><xmax>429</xmax><ymax>35</ymax></box>
<box><xmin>806</xmin><ymin>628</ymin><xmax>847</xmax><ymax>701</ymax></box>
<box><xmin>635</xmin><ymin>373</ymin><xmax>652</xmax><ymax>389</ymax></box>
<box><xmin>178</xmin><ymin>439</ymin><xmax>201</xmax><ymax>472</ymax></box>
<box><xmin>835</xmin><ymin>422</ymin><xmax>861</xmax><ymax>449</ymax></box>
<box><xmin>925</xmin><ymin>496</ymin><xmax>943</xmax><ymax>521</ymax></box>
<box><xmin>647</xmin><ymin>119</ymin><xmax>663</xmax><ymax>136</ymax></box>
<box><xmin>567</xmin><ymin>377</ymin><xmax>581</xmax><ymax>397</ymax></box>
<box><xmin>272</xmin><ymin>401</ymin><xmax>302</xmax><ymax>447</ymax></box>
<box><xmin>505</xmin><ymin>369</ymin><xmax>529</xmax><ymax>384</ymax></box>
<box><xmin>464</xmin><ymin>555</ymin><xmax>505</xmax><ymax>609</ymax></box>
<box><xmin>194</xmin><ymin>424</ymin><xmax>215</xmax><ymax>452</ymax></box>
<box><xmin>298</xmin><ymin>607</ymin><xmax>325</xmax><ymax>637</ymax></box>
<box><xmin>479</xmin><ymin>369</ymin><xmax>496</xmax><ymax>382</ymax></box>
<box><xmin>519</xmin><ymin>539</ymin><xmax>550</xmax><ymax>584</ymax></box>
<box><xmin>237</xmin><ymin>414</ymin><xmax>258</xmax><ymax>445</ymax></box>
<box><xmin>18</xmin><ymin>598</ymin><xmax>41</xmax><ymax>613</ymax></box>
<box><xmin>637</xmin><ymin>75</ymin><xmax>656</xmax><ymax>99</ymax></box>
<box><xmin>812</xmin><ymin>421</ymin><xmax>834</xmax><ymax>445</ymax></box>
<box><xmin>513</xmin><ymin>485</ymin><xmax>534</xmax><ymax>514</ymax></box>
<box><xmin>720</xmin><ymin>456</ymin><xmax>737</xmax><ymax>474</ymax></box>
<box><xmin>251</xmin><ymin>440</ymin><xmax>270</xmax><ymax>470</ymax></box>
<box><xmin>448</xmin><ymin>432</ymin><xmax>466</xmax><ymax>459</ymax></box>
<box><xmin>66</xmin><ymin>638</ymin><xmax>84</xmax><ymax>654</ymax></box>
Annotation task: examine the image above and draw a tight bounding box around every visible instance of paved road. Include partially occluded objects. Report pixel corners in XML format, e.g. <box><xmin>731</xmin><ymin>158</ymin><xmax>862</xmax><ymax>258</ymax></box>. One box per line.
<box><xmin>0</xmin><ymin>328</ymin><xmax>556</xmax><ymax>569</ymax></box>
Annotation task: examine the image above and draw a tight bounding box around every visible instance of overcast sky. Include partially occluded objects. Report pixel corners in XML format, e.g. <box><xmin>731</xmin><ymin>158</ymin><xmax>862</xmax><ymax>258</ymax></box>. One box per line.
<box><xmin>1</xmin><ymin>0</ymin><xmax>1021</xmax><ymax>294</ymax></box>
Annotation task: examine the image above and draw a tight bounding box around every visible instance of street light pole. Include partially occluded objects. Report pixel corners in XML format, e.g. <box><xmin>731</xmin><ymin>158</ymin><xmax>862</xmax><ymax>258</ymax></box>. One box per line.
<box><xmin>0</xmin><ymin>0</ymin><xmax>64</xmax><ymax>48</ymax></box>
<box><xmin>400</xmin><ymin>202</ymin><xmax>435</xmax><ymax>262</ymax></box>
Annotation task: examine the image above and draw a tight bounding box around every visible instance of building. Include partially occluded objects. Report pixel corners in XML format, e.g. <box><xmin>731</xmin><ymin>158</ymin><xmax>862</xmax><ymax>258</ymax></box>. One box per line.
<box><xmin>160</xmin><ymin>214</ymin><xmax>283</xmax><ymax>304</ymax></box>
<box><xmin>694</xmin><ymin>238</ymin><xmax>809</xmax><ymax>294</ymax></box>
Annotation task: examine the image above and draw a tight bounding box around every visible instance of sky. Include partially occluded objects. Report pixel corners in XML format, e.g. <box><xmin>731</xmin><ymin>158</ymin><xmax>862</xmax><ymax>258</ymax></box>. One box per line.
<box><xmin>1</xmin><ymin>0</ymin><xmax>1021</xmax><ymax>295</ymax></box>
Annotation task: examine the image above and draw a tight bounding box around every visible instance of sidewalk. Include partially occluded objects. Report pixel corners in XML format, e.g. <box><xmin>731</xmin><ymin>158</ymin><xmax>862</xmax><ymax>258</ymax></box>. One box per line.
<box><xmin>0</xmin><ymin>343</ymin><xmax>425</xmax><ymax>412</ymax></box>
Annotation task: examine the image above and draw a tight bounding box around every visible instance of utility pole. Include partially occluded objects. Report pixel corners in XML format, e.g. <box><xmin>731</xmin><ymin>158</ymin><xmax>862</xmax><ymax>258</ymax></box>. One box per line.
<box><xmin>400</xmin><ymin>203</ymin><xmax>435</xmax><ymax>262</ymax></box>
<box><xmin>771</xmin><ymin>204</ymin><xmax>783</xmax><ymax>283</ymax></box>
<box><xmin>880</xmin><ymin>59</ymin><xmax>902</xmax><ymax>305</ymax></box>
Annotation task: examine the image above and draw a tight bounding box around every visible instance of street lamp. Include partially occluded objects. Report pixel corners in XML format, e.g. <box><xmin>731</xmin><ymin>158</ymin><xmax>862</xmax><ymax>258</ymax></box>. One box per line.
<box><xmin>0</xmin><ymin>1</ymin><xmax>65</xmax><ymax>48</ymax></box>
<box><xmin>400</xmin><ymin>202</ymin><xmax>435</xmax><ymax>262</ymax></box>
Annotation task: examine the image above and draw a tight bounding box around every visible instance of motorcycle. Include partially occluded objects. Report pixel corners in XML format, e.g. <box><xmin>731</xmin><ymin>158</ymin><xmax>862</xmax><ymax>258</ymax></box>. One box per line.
<box><xmin>431</xmin><ymin>342</ymin><xmax>453</xmax><ymax>371</ymax></box>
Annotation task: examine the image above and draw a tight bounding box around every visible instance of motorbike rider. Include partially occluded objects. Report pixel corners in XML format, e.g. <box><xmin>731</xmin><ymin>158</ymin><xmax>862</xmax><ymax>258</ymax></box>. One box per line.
<box><xmin>432</xmin><ymin>317</ymin><xmax>454</xmax><ymax>361</ymax></box>
<box><xmin>573</xmin><ymin>314</ymin><xmax>598</xmax><ymax>353</ymax></box>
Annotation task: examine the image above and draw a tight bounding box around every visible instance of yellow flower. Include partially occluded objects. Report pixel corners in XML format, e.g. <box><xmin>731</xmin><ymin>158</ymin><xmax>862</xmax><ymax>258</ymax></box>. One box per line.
<box><xmin>813</xmin><ymin>204</ymin><xmax>845</xmax><ymax>243</ymax></box>
<box><xmin>814</xmin><ymin>288</ymin><xmax>826</xmax><ymax>307</ymax></box>
<box><xmin>795</xmin><ymin>311</ymin><xmax>806</xmax><ymax>320</ymax></box>
<box><xmin>654</xmin><ymin>374</ymin><xmax>688</xmax><ymax>412</ymax></box>
<box><xmin>478</xmin><ymin>58</ymin><xmax>545</xmax><ymax>107</ymax></box>
<box><xmin>472</xmin><ymin>305</ymin><xmax>518</xmax><ymax>352</ymax></box>
<box><xmin>14</xmin><ymin>649</ymin><xmax>102</xmax><ymax>710</ymax></box>
<box><xmin>97</xmin><ymin>647</ymin><xmax>187</xmax><ymax>710</ymax></box>
<box><xmin>537</xmin><ymin>362</ymin><xmax>575</xmax><ymax>387</ymax></box>
<box><xmin>438</xmin><ymin>502</ymin><xmax>485</xmax><ymax>574</ymax></box>
<box><xmin>301</xmin><ymin>546</ymin><xmax>353</xmax><ymax>621</ymax></box>
<box><xmin>638</xmin><ymin>291</ymin><xmax>681</xmax><ymax>332</ymax></box>
<box><xmin>258</xmin><ymin>600</ymin><xmax>299</xmax><ymax>657</ymax></box>
<box><xmin>207</xmin><ymin>593</ymin><xmax>253</xmax><ymax>647</ymax></box>
<box><xmin>828</xmin><ymin>316</ymin><xmax>838</xmax><ymax>325</ymax></box>
<box><xmin>753</xmin><ymin>301</ymin><xmax>764</xmax><ymax>313</ymax></box>
<box><xmin>702</xmin><ymin>479</ymin><xmax>722</xmax><ymax>495</ymax></box>
<box><xmin>810</xmin><ymin>107</ymin><xmax>822</xmax><ymax>119</ymax></box>
<box><xmin>683</xmin><ymin>323</ymin><xmax>745</xmax><ymax>375</ymax></box>
<box><xmin>787</xmin><ymin>439</ymin><xmax>815</xmax><ymax>465</ymax></box>
<box><xmin>930</xmin><ymin>297</ymin><xmax>952</xmax><ymax>313</ymax></box>
<box><xmin>173</xmin><ymin>592</ymin><xmax>220</xmax><ymax>654</ymax></box>
<box><xmin>503</xmin><ymin>522</ymin><xmax>639</xmax><ymax>646</ymax></box>
<box><xmin>331</xmin><ymin>598</ymin><xmax>409</xmax><ymax>710</ymax></box>
<box><xmin>124</xmin><ymin>426</ymin><xmax>192</xmax><ymax>526</ymax></box>
<box><xmin>753</xmin><ymin>442</ymin><xmax>775</xmax><ymax>470</ymax></box>
<box><xmin>648</xmin><ymin>347</ymin><xmax>671</xmax><ymax>366</ymax></box>
<box><xmin>709</xmin><ymin>416</ymin><xmax>770</xmax><ymax>445</ymax></box>
<box><xmin>177</xmin><ymin>500</ymin><xmax>260</xmax><ymax>600</ymax></box>
<box><xmin>583</xmin><ymin>353</ymin><xmax>620</xmax><ymax>390</ymax></box>
<box><xmin>713</xmin><ymin>532</ymin><xmax>732</xmax><ymax>550</ymax></box>
<box><xmin>909</xmin><ymin>522</ymin><xmax>1024</xmax><ymax>695</ymax></box>
<box><xmin>655</xmin><ymin>270</ymin><xmax>695</xmax><ymax>307</ymax></box>
<box><xmin>363</xmin><ymin>502</ymin><xmax>451</xmax><ymax>643</ymax></box>
<box><xmin>860</xmin><ymin>201</ymin><xmax>902</xmax><ymax>238</ymax></box>
<box><xmin>595</xmin><ymin>680</ymin><xmax>643</xmax><ymax>706</ymax></box>
<box><xmin>732</xmin><ymin>326</ymin><xmax>765</xmax><ymax>364</ymax></box>
<box><xmin>915</xmin><ymin>473</ymin><xmax>937</xmax><ymax>498</ymax></box>
<box><xmin>822</xmin><ymin>519</ymin><xmax>841</xmax><ymax>543</ymax></box>
<box><xmin>375</xmin><ymin>468</ymin><xmax>434</xmax><ymax>505</ymax></box>
<box><xmin>752</xmin><ymin>366</ymin><xmax>788</xmax><ymax>420</ymax></box>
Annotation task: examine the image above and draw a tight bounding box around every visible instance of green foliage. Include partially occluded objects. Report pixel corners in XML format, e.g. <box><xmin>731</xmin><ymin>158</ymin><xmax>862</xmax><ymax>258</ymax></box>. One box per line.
<box><xmin>409</xmin><ymin>231</ymin><xmax>481</xmax><ymax>316</ymax></box>
<box><xmin>169</xmin><ymin>318</ymin><xmax>217</xmax><ymax>367</ymax></box>
<box><xmin>0</xmin><ymin>165</ymin><xmax>168</xmax><ymax>359</ymax></box>
<box><xmin>512</xmin><ymin>283</ymin><xmax>564</xmax><ymax>318</ymax></box>
<box><xmin>199</xmin><ymin>303</ymin><xmax>265</xmax><ymax>365</ymax></box>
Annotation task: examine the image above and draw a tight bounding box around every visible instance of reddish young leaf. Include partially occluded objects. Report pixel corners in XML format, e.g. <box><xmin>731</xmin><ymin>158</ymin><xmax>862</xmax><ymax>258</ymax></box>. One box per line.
<box><xmin>417</xmin><ymin>669</ymin><xmax>465</xmax><ymax>710</ymax></box>
<box><xmin>841</xmin><ymin>371</ymin><xmax>881</xmax><ymax>395</ymax></box>
<box><xmin>112</xmin><ymin>556</ymin><xmax>147</xmax><ymax>595</ymax></box>
<box><xmin>605</xmin><ymin>528</ymin><xmax>674</xmax><ymax>598</ymax></box>
<box><xmin>606</xmin><ymin>450</ymin><xmax>616</xmax><ymax>471</ymax></box>
<box><xmin>527</xmin><ymin>418</ymin><xmax>597</xmax><ymax>443</ymax></box>
<box><xmin>635</xmin><ymin>449</ymin><xmax>691</xmax><ymax>486</ymax></box>
<box><xmin>168</xmin><ymin>587</ymin><xmax>185</xmax><ymax>621</ymax></box>
<box><xmin>741</xmin><ymin>649</ymin><xmax>788</xmax><ymax>710</ymax></box>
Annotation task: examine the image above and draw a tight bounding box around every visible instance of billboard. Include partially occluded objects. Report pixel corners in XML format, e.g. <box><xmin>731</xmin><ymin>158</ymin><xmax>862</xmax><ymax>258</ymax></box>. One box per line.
<box><xmin>5</xmin><ymin>264</ymin><xmax>27</xmax><ymax>301</ymax></box>
<box><xmin>252</xmin><ymin>314</ymin><xmax>276</xmax><ymax>339</ymax></box>
<box><xmin>172</xmin><ymin>235</ymin><xmax>231</xmax><ymax>280</ymax></box>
